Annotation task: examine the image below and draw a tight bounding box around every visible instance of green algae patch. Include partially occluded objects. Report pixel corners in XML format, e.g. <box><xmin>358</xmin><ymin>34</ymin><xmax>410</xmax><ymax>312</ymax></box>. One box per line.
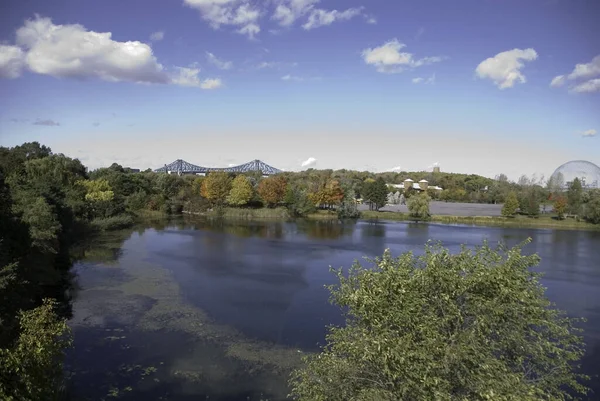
<box><xmin>70</xmin><ymin>231</ymin><xmax>307</xmax><ymax>400</ymax></box>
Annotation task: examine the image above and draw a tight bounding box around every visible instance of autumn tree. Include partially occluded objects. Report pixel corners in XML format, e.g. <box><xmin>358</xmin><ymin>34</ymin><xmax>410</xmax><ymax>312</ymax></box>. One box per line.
<box><xmin>502</xmin><ymin>191</ymin><xmax>519</xmax><ymax>217</ymax></box>
<box><xmin>553</xmin><ymin>196</ymin><xmax>567</xmax><ymax>220</ymax></box>
<box><xmin>227</xmin><ymin>175</ymin><xmax>254</xmax><ymax>206</ymax></box>
<box><xmin>258</xmin><ymin>175</ymin><xmax>287</xmax><ymax>207</ymax></box>
<box><xmin>290</xmin><ymin>242</ymin><xmax>588</xmax><ymax>401</ymax></box>
<box><xmin>201</xmin><ymin>172</ymin><xmax>232</xmax><ymax>207</ymax></box>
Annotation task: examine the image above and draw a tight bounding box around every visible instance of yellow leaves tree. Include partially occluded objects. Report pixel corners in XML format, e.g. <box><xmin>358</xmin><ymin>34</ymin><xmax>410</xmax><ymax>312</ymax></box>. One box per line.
<box><xmin>201</xmin><ymin>172</ymin><xmax>232</xmax><ymax>207</ymax></box>
<box><xmin>79</xmin><ymin>179</ymin><xmax>114</xmax><ymax>202</ymax></box>
<box><xmin>227</xmin><ymin>175</ymin><xmax>254</xmax><ymax>206</ymax></box>
<box><xmin>258</xmin><ymin>175</ymin><xmax>287</xmax><ymax>207</ymax></box>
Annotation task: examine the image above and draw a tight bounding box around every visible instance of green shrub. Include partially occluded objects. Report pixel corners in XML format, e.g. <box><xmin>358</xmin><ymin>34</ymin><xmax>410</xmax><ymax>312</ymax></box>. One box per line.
<box><xmin>290</xmin><ymin>241</ymin><xmax>588</xmax><ymax>400</ymax></box>
<box><xmin>90</xmin><ymin>215</ymin><xmax>134</xmax><ymax>231</ymax></box>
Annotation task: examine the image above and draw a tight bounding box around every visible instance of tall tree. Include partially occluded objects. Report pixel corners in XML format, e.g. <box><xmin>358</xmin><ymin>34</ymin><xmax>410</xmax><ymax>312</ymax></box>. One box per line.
<box><xmin>567</xmin><ymin>178</ymin><xmax>583</xmax><ymax>215</ymax></box>
<box><xmin>553</xmin><ymin>196</ymin><xmax>567</xmax><ymax>220</ymax></box>
<box><xmin>257</xmin><ymin>175</ymin><xmax>288</xmax><ymax>207</ymax></box>
<box><xmin>290</xmin><ymin>242</ymin><xmax>588</xmax><ymax>400</ymax></box>
<box><xmin>407</xmin><ymin>193</ymin><xmax>431</xmax><ymax>219</ymax></box>
<box><xmin>583</xmin><ymin>191</ymin><xmax>600</xmax><ymax>224</ymax></box>
<box><xmin>227</xmin><ymin>175</ymin><xmax>254</xmax><ymax>206</ymax></box>
<box><xmin>201</xmin><ymin>172</ymin><xmax>232</xmax><ymax>207</ymax></box>
<box><xmin>368</xmin><ymin>177</ymin><xmax>388</xmax><ymax>211</ymax></box>
<box><xmin>502</xmin><ymin>191</ymin><xmax>519</xmax><ymax>217</ymax></box>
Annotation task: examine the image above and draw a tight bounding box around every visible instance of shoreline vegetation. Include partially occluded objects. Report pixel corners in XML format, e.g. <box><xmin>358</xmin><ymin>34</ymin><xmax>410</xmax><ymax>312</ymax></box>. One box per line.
<box><xmin>179</xmin><ymin>207</ymin><xmax>600</xmax><ymax>231</ymax></box>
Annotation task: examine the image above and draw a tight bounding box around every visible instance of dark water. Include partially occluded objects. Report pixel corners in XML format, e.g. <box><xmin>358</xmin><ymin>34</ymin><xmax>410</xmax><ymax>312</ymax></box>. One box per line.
<box><xmin>67</xmin><ymin>218</ymin><xmax>600</xmax><ymax>400</ymax></box>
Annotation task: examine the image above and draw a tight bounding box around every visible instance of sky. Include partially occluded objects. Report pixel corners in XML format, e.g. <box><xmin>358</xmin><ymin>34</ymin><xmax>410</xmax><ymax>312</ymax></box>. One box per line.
<box><xmin>0</xmin><ymin>0</ymin><xmax>599</xmax><ymax>181</ymax></box>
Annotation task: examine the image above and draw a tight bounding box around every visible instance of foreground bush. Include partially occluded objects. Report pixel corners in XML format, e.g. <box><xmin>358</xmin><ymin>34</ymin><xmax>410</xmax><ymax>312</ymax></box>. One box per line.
<box><xmin>90</xmin><ymin>214</ymin><xmax>134</xmax><ymax>231</ymax></box>
<box><xmin>290</xmin><ymin>241</ymin><xmax>588</xmax><ymax>401</ymax></box>
<box><xmin>0</xmin><ymin>299</ymin><xmax>72</xmax><ymax>401</ymax></box>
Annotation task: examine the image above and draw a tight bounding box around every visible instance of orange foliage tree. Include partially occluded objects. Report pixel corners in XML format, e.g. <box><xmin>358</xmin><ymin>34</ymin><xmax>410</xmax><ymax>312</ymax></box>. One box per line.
<box><xmin>258</xmin><ymin>175</ymin><xmax>288</xmax><ymax>207</ymax></box>
<box><xmin>553</xmin><ymin>196</ymin><xmax>567</xmax><ymax>220</ymax></box>
<box><xmin>309</xmin><ymin>180</ymin><xmax>345</xmax><ymax>209</ymax></box>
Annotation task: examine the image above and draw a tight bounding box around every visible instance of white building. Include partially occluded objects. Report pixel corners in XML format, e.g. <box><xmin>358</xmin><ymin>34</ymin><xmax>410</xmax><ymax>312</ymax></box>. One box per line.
<box><xmin>389</xmin><ymin>179</ymin><xmax>443</xmax><ymax>192</ymax></box>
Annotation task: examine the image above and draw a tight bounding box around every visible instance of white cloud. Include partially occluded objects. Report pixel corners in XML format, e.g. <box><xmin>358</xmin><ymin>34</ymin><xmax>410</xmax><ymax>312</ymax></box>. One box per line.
<box><xmin>257</xmin><ymin>61</ymin><xmax>297</xmax><ymax>69</ymax></box>
<box><xmin>184</xmin><ymin>0</ymin><xmax>261</xmax><ymax>39</ymax></box>
<box><xmin>365</xmin><ymin>15</ymin><xmax>377</xmax><ymax>24</ymax></box>
<box><xmin>150</xmin><ymin>31</ymin><xmax>165</xmax><ymax>41</ymax></box>
<box><xmin>282</xmin><ymin>74</ymin><xmax>301</xmax><ymax>81</ymax></box>
<box><xmin>200</xmin><ymin>78</ymin><xmax>223</xmax><ymax>89</ymax></box>
<box><xmin>571</xmin><ymin>78</ymin><xmax>600</xmax><ymax>93</ymax></box>
<box><xmin>301</xmin><ymin>157</ymin><xmax>317</xmax><ymax>168</ymax></box>
<box><xmin>362</xmin><ymin>39</ymin><xmax>443</xmax><ymax>74</ymax></box>
<box><xmin>550</xmin><ymin>75</ymin><xmax>566</xmax><ymax>87</ymax></box>
<box><xmin>0</xmin><ymin>45</ymin><xmax>25</xmax><ymax>78</ymax></box>
<box><xmin>171</xmin><ymin>66</ymin><xmax>222</xmax><ymax>89</ymax></box>
<box><xmin>0</xmin><ymin>16</ymin><xmax>221</xmax><ymax>90</ymax></box>
<box><xmin>302</xmin><ymin>7</ymin><xmax>363</xmax><ymax>30</ymax></box>
<box><xmin>14</xmin><ymin>16</ymin><xmax>169</xmax><ymax>84</ymax></box>
<box><xmin>272</xmin><ymin>0</ymin><xmax>319</xmax><ymax>27</ymax></box>
<box><xmin>390</xmin><ymin>166</ymin><xmax>402</xmax><ymax>172</ymax></box>
<box><xmin>475</xmin><ymin>48</ymin><xmax>538</xmax><ymax>89</ymax></box>
<box><xmin>551</xmin><ymin>55</ymin><xmax>600</xmax><ymax>93</ymax></box>
<box><xmin>206</xmin><ymin>52</ymin><xmax>233</xmax><ymax>69</ymax></box>
<box><xmin>412</xmin><ymin>73</ymin><xmax>435</xmax><ymax>84</ymax></box>
<box><xmin>582</xmin><ymin>129</ymin><xmax>597</xmax><ymax>137</ymax></box>
<box><xmin>566</xmin><ymin>55</ymin><xmax>600</xmax><ymax>81</ymax></box>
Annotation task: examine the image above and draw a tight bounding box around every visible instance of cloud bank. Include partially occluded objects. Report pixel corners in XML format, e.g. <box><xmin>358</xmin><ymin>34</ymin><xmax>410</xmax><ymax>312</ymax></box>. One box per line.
<box><xmin>0</xmin><ymin>16</ymin><xmax>221</xmax><ymax>90</ymax></box>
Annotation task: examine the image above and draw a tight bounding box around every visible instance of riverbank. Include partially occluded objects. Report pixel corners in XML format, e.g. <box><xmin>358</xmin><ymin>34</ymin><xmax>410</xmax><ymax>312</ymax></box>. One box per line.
<box><xmin>182</xmin><ymin>207</ymin><xmax>600</xmax><ymax>231</ymax></box>
<box><xmin>361</xmin><ymin>211</ymin><xmax>600</xmax><ymax>230</ymax></box>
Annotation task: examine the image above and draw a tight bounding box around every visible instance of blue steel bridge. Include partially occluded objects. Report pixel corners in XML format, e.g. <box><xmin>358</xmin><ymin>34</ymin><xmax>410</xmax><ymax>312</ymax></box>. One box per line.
<box><xmin>154</xmin><ymin>159</ymin><xmax>282</xmax><ymax>176</ymax></box>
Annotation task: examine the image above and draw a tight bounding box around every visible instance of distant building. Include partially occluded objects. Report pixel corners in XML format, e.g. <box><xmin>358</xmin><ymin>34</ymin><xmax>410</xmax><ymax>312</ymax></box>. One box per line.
<box><xmin>389</xmin><ymin>178</ymin><xmax>443</xmax><ymax>192</ymax></box>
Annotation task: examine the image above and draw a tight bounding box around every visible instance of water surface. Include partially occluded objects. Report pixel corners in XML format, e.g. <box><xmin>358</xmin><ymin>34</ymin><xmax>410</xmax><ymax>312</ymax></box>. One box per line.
<box><xmin>67</xmin><ymin>218</ymin><xmax>600</xmax><ymax>400</ymax></box>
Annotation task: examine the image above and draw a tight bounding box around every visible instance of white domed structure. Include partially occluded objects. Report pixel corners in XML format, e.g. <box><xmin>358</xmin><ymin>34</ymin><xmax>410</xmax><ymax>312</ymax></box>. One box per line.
<box><xmin>550</xmin><ymin>160</ymin><xmax>600</xmax><ymax>189</ymax></box>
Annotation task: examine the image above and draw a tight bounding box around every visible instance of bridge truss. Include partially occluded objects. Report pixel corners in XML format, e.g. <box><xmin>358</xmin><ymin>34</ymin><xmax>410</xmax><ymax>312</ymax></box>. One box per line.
<box><xmin>154</xmin><ymin>159</ymin><xmax>282</xmax><ymax>176</ymax></box>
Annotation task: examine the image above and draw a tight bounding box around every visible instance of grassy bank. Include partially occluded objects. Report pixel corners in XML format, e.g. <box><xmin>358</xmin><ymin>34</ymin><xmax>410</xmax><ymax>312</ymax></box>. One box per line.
<box><xmin>180</xmin><ymin>207</ymin><xmax>600</xmax><ymax>230</ymax></box>
<box><xmin>361</xmin><ymin>211</ymin><xmax>600</xmax><ymax>230</ymax></box>
<box><xmin>196</xmin><ymin>207</ymin><xmax>291</xmax><ymax>220</ymax></box>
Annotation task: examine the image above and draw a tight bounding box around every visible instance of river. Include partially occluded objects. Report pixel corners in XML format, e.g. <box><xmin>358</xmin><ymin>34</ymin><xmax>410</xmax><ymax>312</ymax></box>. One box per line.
<box><xmin>66</xmin><ymin>217</ymin><xmax>600</xmax><ymax>400</ymax></box>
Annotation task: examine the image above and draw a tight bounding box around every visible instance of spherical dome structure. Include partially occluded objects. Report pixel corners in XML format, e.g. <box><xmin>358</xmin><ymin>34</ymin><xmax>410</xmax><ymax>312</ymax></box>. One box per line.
<box><xmin>550</xmin><ymin>160</ymin><xmax>600</xmax><ymax>189</ymax></box>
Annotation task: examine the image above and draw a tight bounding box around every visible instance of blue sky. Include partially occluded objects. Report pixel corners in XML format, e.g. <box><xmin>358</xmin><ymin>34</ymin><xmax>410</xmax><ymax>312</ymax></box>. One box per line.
<box><xmin>0</xmin><ymin>0</ymin><xmax>598</xmax><ymax>180</ymax></box>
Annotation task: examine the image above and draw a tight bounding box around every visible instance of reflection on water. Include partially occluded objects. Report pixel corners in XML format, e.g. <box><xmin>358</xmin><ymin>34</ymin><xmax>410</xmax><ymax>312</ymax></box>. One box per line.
<box><xmin>67</xmin><ymin>217</ymin><xmax>600</xmax><ymax>400</ymax></box>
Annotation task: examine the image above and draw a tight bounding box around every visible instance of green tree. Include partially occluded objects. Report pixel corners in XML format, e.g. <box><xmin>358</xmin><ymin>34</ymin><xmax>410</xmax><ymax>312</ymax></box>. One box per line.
<box><xmin>337</xmin><ymin>189</ymin><xmax>361</xmax><ymax>219</ymax></box>
<box><xmin>501</xmin><ymin>191</ymin><xmax>519</xmax><ymax>217</ymax></box>
<box><xmin>290</xmin><ymin>242</ymin><xmax>588</xmax><ymax>401</ymax></box>
<box><xmin>567</xmin><ymin>178</ymin><xmax>583</xmax><ymax>215</ymax></box>
<box><xmin>407</xmin><ymin>192</ymin><xmax>431</xmax><ymax>219</ymax></box>
<box><xmin>227</xmin><ymin>175</ymin><xmax>254</xmax><ymax>206</ymax></box>
<box><xmin>201</xmin><ymin>172</ymin><xmax>232</xmax><ymax>207</ymax></box>
<box><xmin>583</xmin><ymin>192</ymin><xmax>600</xmax><ymax>224</ymax></box>
<box><xmin>367</xmin><ymin>177</ymin><xmax>388</xmax><ymax>211</ymax></box>
<box><xmin>286</xmin><ymin>186</ymin><xmax>317</xmax><ymax>217</ymax></box>
<box><xmin>19</xmin><ymin>197</ymin><xmax>61</xmax><ymax>254</ymax></box>
<box><xmin>0</xmin><ymin>299</ymin><xmax>72</xmax><ymax>401</ymax></box>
